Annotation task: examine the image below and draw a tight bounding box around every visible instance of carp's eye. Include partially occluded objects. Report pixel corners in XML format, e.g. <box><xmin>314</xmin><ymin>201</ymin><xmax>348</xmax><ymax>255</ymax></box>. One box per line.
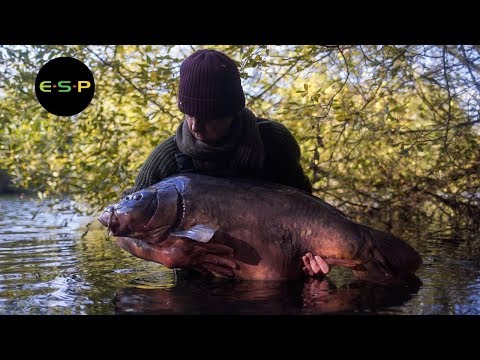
<box><xmin>124</xmin><ymin>195</ymin><xmax>131</xmax><ymax>200</ymax></box>
<box><xmin>133</xmin><ymin>194</ymin><xmax>142</xmax><ymax>201</ymax></box>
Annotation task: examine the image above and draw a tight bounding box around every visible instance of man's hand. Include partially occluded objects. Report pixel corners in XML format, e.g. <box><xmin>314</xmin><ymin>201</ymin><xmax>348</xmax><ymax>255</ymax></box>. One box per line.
<box><xmin>116</xmin><ymin>236</ymin><xmax>238</xmax><ymax>278</ymax></box>
<box><xmin>302</xmin><ymin>252</ymin><xmax>331</xmax><ymax>277</ymax></box>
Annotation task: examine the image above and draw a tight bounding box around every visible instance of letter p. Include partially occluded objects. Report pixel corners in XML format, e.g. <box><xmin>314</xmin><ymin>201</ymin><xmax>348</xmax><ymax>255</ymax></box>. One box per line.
<box><xmin>77</xmin><ymin>81</ymin><xmax>91</xmax><ymax>92</ymax></box>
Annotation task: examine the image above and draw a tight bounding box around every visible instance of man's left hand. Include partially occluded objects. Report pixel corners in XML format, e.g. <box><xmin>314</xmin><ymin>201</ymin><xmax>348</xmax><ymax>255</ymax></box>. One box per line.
<box><xmin>302</xmin><ymin>252</ymin><xmax>331</xmax><ymax>277</ymax></box>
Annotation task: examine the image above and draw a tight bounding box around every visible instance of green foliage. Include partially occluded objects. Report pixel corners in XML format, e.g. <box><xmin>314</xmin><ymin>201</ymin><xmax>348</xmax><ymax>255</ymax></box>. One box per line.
<box><xmin>1</xmin><ymin>45</ymin><xmax>479</xmax><ymax>239</ymax></box>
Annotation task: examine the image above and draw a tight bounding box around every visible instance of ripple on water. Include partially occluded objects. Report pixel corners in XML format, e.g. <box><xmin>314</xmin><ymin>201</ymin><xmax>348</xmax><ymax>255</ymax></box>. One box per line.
<box><xmin>1</xmin><ymin>195</ymin><xmax>480</xmax><ymax>314</ymax></box>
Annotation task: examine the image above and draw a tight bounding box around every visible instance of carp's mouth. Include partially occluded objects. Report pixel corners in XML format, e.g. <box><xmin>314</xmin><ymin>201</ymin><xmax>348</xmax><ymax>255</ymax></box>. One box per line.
<box><xmin>98</xmin><ymin>207</ymin><xmax>123</xmax><ymax>236</ymax></box>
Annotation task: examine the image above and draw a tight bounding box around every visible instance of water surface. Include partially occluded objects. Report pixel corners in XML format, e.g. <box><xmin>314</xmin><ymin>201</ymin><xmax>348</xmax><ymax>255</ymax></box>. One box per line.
<box><xmin>1</xmin><ymin>195</ymin><xmax>479</xmax><ymax>315</ymax></box>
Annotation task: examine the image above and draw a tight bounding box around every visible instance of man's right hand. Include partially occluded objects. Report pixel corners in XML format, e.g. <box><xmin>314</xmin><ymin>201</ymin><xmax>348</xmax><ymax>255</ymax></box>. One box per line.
<box><xmin>116</xmin><ymin>236</ymin><xmax>238</xmax><ymax>278</ymax></box>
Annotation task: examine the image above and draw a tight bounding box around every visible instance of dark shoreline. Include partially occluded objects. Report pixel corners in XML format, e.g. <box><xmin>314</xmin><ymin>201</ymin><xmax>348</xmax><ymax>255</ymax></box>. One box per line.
<box><xmin>0</xmin><ymin>169</ymin><xmax>30</xmax><ymax>194</ymax></box>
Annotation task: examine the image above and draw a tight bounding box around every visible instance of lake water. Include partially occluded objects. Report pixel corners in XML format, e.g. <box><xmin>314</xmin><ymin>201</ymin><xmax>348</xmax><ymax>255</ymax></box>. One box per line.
<box><xmin>1</xmin><ymin>194</ymin><xmax>479</xmax><ymax>315</ymax></box>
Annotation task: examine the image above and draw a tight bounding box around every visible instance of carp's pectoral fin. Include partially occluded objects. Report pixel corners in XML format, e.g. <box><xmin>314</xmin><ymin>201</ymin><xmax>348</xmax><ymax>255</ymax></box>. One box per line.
<box><xmin>170</xmin><ymin>224</ymin><xmax>219</xmax><ymax>243</ymax></box>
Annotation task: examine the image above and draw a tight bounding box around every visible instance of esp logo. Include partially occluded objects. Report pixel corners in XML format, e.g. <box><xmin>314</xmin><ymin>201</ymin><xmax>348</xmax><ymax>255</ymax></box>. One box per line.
<box><xmin>35</xmin><ymin>57</ymin><xmax>95</xmax><ymax>116</ymax></box>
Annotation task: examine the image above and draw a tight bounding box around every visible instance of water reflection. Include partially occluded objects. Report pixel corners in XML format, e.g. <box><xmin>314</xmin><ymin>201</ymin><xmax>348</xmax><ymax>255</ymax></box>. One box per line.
<box><xmin>1</xmin><ymin>195</ymin><xmax>479</xmax><ymax>315</ymax></box>
<box><xmin>113</xmin><ymin>273</ymin><xmax>422</xmax><ymax>315</ymax></box>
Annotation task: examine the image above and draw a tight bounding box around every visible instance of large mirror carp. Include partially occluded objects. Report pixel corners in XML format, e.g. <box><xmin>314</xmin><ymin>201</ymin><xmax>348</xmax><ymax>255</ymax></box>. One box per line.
<box><xmin>99</xmin><ymin>174</ymin><xmax>422</xmax><ymax>283</ymax></box>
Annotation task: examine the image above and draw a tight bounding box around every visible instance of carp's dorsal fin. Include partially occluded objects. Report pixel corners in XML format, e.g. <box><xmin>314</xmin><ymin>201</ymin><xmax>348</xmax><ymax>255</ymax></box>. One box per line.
<box><xmin>170</xmin><ymin>224</ymin><xmax>219</xmax><ymax>243</ymax></box>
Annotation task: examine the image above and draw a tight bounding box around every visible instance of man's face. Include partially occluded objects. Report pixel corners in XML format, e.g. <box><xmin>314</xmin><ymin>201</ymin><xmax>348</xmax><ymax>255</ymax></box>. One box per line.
<box><xmin>185</xmin><ymin>114</ymin><xmax>233</xmax><ymax>145</ymax></box>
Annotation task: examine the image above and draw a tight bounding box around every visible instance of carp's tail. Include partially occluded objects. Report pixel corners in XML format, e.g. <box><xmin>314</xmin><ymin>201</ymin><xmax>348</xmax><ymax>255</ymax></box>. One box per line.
<box><xmin>351</xmin><ymin>227</ymin><xmax>422</xmax><ymax>284</ymax></box>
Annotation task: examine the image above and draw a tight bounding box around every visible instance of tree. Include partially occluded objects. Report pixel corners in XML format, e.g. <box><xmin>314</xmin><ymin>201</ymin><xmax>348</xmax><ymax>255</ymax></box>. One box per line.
<box><xmin>1</xmin><ymin>45</ymin><xmax>478</xmax><ymax>240</ymax></box>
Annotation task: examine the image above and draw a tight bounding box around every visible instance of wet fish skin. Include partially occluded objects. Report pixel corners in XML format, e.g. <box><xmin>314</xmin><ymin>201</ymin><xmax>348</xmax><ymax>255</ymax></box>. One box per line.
<box><xmin>99</xmin><ymin>174</ymin><xmax>422</xmax><ymax>283</ymax></box>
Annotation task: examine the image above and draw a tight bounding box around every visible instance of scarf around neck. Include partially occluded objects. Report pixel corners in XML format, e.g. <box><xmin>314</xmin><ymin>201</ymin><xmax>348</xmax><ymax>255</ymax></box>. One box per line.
<box><xmin>175</xmin><ymin>108</ymin><xmax>265</xmax><ymax>176</ymax></box>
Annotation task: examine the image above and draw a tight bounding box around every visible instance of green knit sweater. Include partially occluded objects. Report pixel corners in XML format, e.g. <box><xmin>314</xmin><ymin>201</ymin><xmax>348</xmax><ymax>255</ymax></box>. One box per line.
<box><xmin>122</xmin><ymin>118</ymin><xmax>312</xmax><ymax>196</ymax></box>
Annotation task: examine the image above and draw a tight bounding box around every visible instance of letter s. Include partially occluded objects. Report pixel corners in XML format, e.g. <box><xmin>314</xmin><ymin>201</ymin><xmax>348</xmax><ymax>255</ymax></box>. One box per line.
<box><xmin>58</xmin><ymin>81</ymin><xmax>71</xmax><ymax>93</ymax></box>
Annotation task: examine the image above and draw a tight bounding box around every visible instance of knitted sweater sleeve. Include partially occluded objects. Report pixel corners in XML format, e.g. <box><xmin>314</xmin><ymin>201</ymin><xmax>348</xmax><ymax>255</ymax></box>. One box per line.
<box><xmin>120</xmin><ymin>135</ymin><xmax>179</xmax><ymax>197</ymax></box>
<box><xmin>259</xmin><ymin>120</ymin><xmax>313</xmax><ymax>194</ymax></box>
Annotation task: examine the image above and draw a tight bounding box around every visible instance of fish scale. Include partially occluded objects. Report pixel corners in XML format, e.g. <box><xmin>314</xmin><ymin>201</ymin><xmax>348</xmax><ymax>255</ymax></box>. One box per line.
<box><xmin>99</xmin><ymin>174</ymin><xmax>422</xmax><ymax>283</ymax></box>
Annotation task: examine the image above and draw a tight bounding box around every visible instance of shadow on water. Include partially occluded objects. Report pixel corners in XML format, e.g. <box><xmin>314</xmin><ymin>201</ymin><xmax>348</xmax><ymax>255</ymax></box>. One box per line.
<box><xmin>113</xmin><ymin>272</ymin><xmax>422</xmax><ymax>315</ymax></box>
<box><xmin>1</xmin><ymin>195</ymin><xmax>480</xmax><ymax>314</ymax></box>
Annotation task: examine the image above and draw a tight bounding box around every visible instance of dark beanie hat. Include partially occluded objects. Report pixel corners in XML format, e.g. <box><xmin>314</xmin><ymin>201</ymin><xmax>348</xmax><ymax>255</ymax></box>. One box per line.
<box><xmin>178</xmin><ymin>49</ymin><xmax>245</xmax><ymax>119</ymax></box>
